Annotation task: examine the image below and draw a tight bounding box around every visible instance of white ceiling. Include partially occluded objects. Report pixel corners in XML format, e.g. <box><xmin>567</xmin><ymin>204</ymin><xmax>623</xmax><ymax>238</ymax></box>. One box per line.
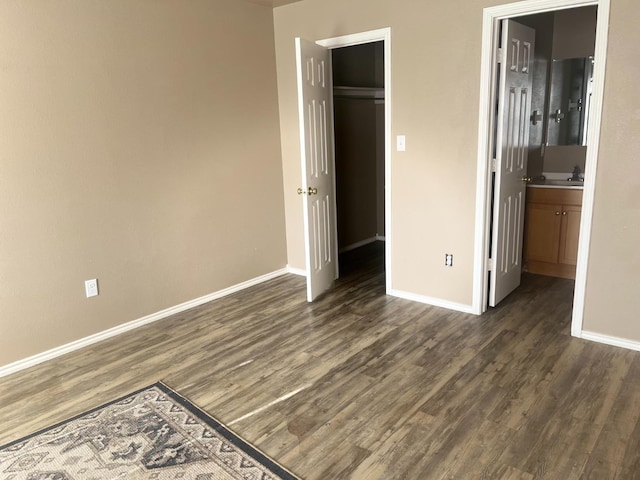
<box><xmin>241</xmin><ymin>0</ymin><xmax>303</xmax><ymax>7</ymax></box>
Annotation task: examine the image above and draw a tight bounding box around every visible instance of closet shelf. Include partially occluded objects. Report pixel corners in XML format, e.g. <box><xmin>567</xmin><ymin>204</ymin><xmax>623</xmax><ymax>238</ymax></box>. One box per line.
<box><xmin>333</xmin><ymin>86</ymin><xmax>385</xmax><ymax>100</ymax></box>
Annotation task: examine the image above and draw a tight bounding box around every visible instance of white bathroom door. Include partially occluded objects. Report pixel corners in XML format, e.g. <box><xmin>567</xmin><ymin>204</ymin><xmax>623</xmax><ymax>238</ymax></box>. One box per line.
<box><xmin>489</xmin><ymin>20</ymin><xmax>536</xmax><ymax>307</ymax></box>
<box><xmin>295</xmin><ymin>37</ymin><xmax>338</xmax><ymax>302</ymax></box>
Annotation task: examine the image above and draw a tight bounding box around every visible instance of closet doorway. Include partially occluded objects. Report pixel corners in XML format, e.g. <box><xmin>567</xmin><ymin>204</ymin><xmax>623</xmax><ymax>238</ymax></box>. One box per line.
<box><xmin>332</xmin><ymin>41</ymin><xmax>386</xmax><ymax>279</ymax></box>
<box><xmin>295</xmin><ymin>27</ymin><xmax>392</xmax><ymax>300</ymax></box>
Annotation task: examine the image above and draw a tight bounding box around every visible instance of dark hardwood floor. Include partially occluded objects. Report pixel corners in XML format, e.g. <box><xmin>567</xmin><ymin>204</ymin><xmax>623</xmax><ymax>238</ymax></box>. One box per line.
<box><xmin>1</xmin><ymin>241</ymin><xmax>639</xmax><ymax>479</ymax></box>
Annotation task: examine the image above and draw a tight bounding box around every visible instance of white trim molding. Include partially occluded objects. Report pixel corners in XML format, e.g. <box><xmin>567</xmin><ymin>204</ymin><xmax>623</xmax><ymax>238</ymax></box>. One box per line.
<box><xmin>472</xmin><ymin>0</ymin><xmax>610</xmax><ymax>346</ymax></box>
<box><xmin>339</xmin><ymin>236</ymin><xmax>383</xmax><ymax>253</ymax></box>
<box><xmin>389</xmin><ymin>289</ymin><xmax>475</xmax><ymax>315</ymax></box>
<box><xmin>0</xmin><ymin>268</ymin><xmax>290</xmax><ymax>379</ymax></box>
<box><xmin>286</xmin><ymin>266</ymin><xmax>307</xmax><ymax>276</ymax></box>
<box><xmin>581</xmin><ymin>331</ymin><xmax>640</xmax><ymax>352</ymax></box>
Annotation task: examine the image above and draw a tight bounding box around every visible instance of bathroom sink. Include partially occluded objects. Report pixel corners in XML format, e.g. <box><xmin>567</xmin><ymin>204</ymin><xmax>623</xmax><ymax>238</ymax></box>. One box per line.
<box><xmin>529</xmin><ymin>178</ymin><xmax>584</xmax><ymax>188</ymax></box>
<box><xmin>544</xmin><ymin>179</ymin><xmax>584</xmax><ymax>186</ymax></box>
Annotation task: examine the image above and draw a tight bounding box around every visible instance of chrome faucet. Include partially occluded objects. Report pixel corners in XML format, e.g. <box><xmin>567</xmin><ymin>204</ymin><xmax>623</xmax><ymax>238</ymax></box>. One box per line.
<box><xmin>570</xmin><ymin>165</ymin><xmax>583</xmax><ymax>182</ymax></box>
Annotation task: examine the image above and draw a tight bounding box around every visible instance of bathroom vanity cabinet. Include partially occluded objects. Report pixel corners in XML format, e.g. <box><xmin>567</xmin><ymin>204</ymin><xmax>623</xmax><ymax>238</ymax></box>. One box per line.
<box><xmin>523</xmin><ymin>187</ymin><xmax>583</xmax><ymax>279</ymax></box>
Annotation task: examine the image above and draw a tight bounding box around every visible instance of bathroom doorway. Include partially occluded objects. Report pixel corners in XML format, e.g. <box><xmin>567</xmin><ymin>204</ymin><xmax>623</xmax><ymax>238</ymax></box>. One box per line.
<box><xmin>474</xmin><ymin>0</ymin><xmax>610</xmax><ymax>339</ymax></box>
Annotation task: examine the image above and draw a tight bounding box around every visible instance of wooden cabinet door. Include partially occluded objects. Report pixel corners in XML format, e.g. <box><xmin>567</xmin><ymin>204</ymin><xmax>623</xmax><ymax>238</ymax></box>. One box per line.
<box><xmin>524</xmin><ymin>203</ymin><xmax>562</xmax><ymax>263</ymax></box>
<box><xmin>559</xmin><ymin>205</ymin><xmax>582</xmax><ymax>265</ymax></box>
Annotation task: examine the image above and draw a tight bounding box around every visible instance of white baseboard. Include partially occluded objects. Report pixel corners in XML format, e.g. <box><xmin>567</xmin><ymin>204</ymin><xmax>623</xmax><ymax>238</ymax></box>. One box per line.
<box><xmin>580</xmin><ymin>331</ymin><xmax>640</xmax><ymax>352</ymax></box>
<box><xmin>0</xmin><ymin>268</ymin><xmax>290</xmax><ymax>379</ymax></box>
<box><xmin>389</xmin><ymin>289</ymin><xmax>476</xmax><ymax>314</ymax></box>
<box><xmin>339</xmin><ymin>236</ymin><xmax>384</xmax><ymax>253</ymax></box>
<box><xmin>286</xmin><ymin>266</ymin><xmax>307</xmax><ymax>276</ymax></box>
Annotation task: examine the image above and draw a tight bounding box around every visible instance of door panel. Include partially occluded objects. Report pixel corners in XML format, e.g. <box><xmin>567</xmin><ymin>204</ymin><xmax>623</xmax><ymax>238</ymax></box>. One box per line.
<box><xmin>559</xmin><ymin>205</ymin><xmax>582</xmax><ymax>265</ymax></box>
<box><xmin>525</xmin><ymin>203</ymin><xmax>562</xmax><ymax>263</ymax></box>
<box><xmin>489</xmin><ymin>20</ymin><xmax>536</xmax><ymax>307</ymax></box>
<box><xmin>295</xmin><ymin>37</ymin><xmax>338</xmax><ymax>301</ymax></box>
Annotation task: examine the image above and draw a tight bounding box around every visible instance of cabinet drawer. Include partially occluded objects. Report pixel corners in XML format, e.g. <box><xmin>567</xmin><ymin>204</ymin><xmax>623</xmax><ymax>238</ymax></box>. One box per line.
<box><xmin>526</xmin><ymin>187</ymin><xmax>583</xmax><ymax>206</ymax></box>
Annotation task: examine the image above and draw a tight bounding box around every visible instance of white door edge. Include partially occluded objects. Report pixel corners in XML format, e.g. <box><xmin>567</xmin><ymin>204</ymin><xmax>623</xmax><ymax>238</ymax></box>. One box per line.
<box><xmin>294</xmin><ymin>38</ymin><xmax>314</xmax><ymax>300</ymax></box>
<box><xmin>472</xmin><ymin>0</ymin><xmax>610</xmax><ymax>341</ymax></box>
<box><xmin>316</xmin><ymin>27</ymin><xmax>393</xmax><ymax>294</ymax></box>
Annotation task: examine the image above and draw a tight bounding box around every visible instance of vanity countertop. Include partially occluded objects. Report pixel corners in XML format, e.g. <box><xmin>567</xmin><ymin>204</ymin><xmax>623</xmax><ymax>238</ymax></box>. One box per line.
<box><xmin>528</xmin><ymin>180</ymin><xmax>584</xmax><ymax>190</ymax></box>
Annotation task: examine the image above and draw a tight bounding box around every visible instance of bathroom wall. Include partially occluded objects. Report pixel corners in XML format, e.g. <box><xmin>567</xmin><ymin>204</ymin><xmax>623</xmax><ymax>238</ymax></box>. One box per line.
<box><xmin>523</xmin><ymin>7</ymin><xmax>597</xmax><ymax>178</ymax></box>
<box><xmin>520</xmin><ymin>13</ymin><xmax>554</xmax><ymax>179</ymax></box>
<box><xmin>552</xmin><ymin>7</ymin><xmax>598</xmax><ymax>60</ymax></box>
<box><xmin>543</xmin><ymin>145</ymin><xmax>588</xmax><ymax>174</ymax></box>
<box><xmin>544</xmin><ymin>6</ymin><xmax>597</xmax><ymax>175</ymax></box>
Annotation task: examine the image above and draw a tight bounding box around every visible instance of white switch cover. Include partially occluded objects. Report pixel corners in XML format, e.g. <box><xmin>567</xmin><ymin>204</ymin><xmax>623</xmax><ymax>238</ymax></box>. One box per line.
<box><xmin>397</xmin><ymin>135</ymin><xmax>406</xmax><ymax>152</ymax></box>
<box><xmin>85</xmin><ymin>279</ymin><xmax>99</xmax><ymax>298</ymax></box>
<box><xmin>445</xmin><ymin>254</ymin><xmax>454</xmax><ymax>267</ymax></box>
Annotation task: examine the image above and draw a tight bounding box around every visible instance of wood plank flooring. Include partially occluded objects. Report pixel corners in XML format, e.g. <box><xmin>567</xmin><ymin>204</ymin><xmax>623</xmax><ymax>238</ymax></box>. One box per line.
<box><xmin>1</xmin><ymin>242</ymin><xmax>639</xmax><ymax>479</ymax></box>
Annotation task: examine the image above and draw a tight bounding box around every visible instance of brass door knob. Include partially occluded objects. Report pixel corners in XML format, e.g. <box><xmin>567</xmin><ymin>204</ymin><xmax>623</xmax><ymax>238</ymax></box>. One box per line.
<box><xmin>308</xmin><ymin>187</ymin><xmax>318</xmax><ymax>195</ymax></box>
<box><xmin>297</xmin><ymin>188</ymin><xmax>306</xmax><ymax>195</ymax></box>
<box><xmin>521</xmin><ymin>176</ymin><xmax>532</xmax><ymax>184</ymax></box>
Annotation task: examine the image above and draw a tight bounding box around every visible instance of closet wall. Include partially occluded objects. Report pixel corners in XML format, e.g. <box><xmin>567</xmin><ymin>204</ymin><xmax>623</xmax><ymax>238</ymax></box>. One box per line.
<box><xmin>332</xmin><ymin>42</ymin><xmax>385</xmax><ymax>251</ymax></box>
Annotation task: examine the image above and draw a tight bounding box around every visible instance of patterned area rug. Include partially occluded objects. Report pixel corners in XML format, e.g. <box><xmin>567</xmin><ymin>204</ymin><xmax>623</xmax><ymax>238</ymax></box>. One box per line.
<box><xmin>0</xmin><ymin>382</ymin><xmax>300</xmax><ymax>479</ymax></box>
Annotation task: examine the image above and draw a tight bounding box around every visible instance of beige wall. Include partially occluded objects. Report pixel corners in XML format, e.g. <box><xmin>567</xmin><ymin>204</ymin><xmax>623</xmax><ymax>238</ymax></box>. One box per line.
<box><xmin>583</xmin><ymin>0</ymin><xmax>640</xmax><ymax>340</ymax></box>
<box><xmin>274</xmin><ymin>0</ymin><xmax>640</xmax><ymax>340</ymax></box>
<box><xmin>0</xmin><ymin>0</ymin><xmax>287</xmax><ymax>367</ymax></box>
<box><xmin>2</xmin><ymin>0</ymin><xmax>638</xmax><ymax>369</ymax></box>
<box><xmin>275</xmin><ymin>0</ymin><xmax>489</xmax><ymax>306</ymax></box>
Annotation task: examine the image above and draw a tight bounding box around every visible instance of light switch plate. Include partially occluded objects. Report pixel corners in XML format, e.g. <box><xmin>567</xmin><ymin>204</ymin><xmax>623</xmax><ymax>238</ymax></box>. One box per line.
<box><xmin>85</xmin><ymin>279</ymin><xmax>99</xmax><ymax>298</ymax></box>
<box><xmin>397</xmin><ymin>135</ymin><xmax>406</xmax><ymax>152</ymax></box>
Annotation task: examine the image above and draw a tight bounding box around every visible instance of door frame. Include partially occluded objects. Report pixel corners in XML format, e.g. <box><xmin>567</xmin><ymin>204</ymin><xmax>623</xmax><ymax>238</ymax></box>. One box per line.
<box><xmin>473</xmin><ymin>0</ymin><xmax>610</xmax><ymax>337</ymax></box>
<box><xmin>316</xmin><ymin>27</ymin><xmax>392</xmax><ymax>293</ymax></box>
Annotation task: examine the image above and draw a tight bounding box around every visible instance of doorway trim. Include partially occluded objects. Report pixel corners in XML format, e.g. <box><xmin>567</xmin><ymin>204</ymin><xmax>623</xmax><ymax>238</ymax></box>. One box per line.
<box><xmin>472</xmin><ymin>0</ymin><xmax>610</xmax><ymax>337</ymax></box>
<box><xmin>317</xmin><ymin>27</ymin><xmax>392</xmax><ymax>293</ymax></box>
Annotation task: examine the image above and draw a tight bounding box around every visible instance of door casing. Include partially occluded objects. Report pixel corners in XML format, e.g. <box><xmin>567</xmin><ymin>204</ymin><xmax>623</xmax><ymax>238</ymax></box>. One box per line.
<box><xmin>473</xmin><ymin>0</ymin><xmax>611</xmax><ymax>340</ymax></box>
<box><xmin>315</xmin><ymin>27</ymin><xmax>393</xmax><ymax>293</ymax></box>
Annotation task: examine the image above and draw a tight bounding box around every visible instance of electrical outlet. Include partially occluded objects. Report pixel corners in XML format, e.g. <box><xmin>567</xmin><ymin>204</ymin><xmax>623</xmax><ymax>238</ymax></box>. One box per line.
<box><xmin>445</xmin><ymin>254</ymin><xmax>454</xmax><ymax>267</ymax></box>
<box><xmin>85</xmin><ymin>279</ymin><xmax>99</xmax><ymax>298</ymax></box>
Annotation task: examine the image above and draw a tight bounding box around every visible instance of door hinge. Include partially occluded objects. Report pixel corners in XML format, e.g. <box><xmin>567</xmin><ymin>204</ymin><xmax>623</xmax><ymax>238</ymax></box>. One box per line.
<box><xmin>491</xmin><ymin>158</ymin><xmax>497</xmax><ymax>172</ymax></box>
<box><xmin>487</xmin><ymin>258</ymin><xmax>494</xmax><ymax>271</ymax></box>
<box><xmin>497</xmin><ymin>48</ymin><xmax>503</xmax><ymax>63</ymax></box>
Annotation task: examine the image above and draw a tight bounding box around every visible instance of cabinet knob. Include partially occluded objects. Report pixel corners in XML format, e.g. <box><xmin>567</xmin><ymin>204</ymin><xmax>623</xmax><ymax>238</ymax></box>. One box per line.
<box><xmin>562</xmin><ymin>211</ymin><xmax>567</xmax><ymax>216</ymax></box>
<box><xmin>555</xmin><ymin>211</ymin><xmax>560</xmax><ymax>216</ymax></box>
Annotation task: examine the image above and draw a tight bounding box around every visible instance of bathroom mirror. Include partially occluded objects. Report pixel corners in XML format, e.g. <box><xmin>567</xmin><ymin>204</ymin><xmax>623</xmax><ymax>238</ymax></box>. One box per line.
<box><xmin>546</xmin><ymin>56</ymin><xmax>594</xmax><ymax>146</ymax></box>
